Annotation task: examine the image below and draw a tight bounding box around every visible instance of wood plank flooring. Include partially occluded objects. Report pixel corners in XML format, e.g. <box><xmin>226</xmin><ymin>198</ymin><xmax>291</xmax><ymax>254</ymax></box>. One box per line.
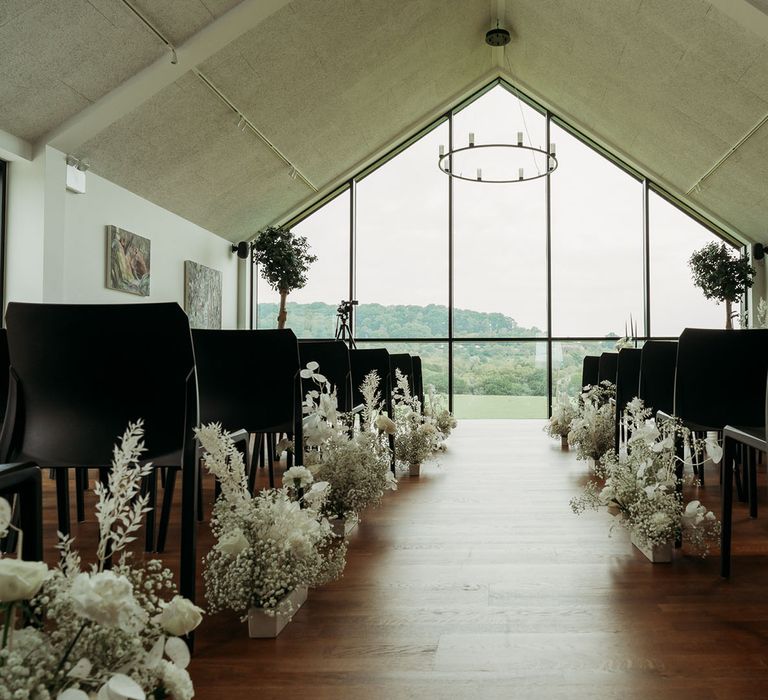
<box><xmin>38</xmin><ymin>420</ymin><xmax>768</xmax><ymax>699</ymax></box>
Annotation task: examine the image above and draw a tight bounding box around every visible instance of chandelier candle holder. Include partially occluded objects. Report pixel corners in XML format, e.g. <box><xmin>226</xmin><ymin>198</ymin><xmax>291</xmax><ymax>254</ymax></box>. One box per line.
<box><xmin>438</xmin><ymin>132</ymin><xmax>558</xmax><ymax>183</ymax></box>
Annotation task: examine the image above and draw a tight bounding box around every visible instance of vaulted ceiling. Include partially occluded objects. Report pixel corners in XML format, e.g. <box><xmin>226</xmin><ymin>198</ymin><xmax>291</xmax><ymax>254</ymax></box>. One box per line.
<box><xmin>1</xmin><ymin>0</ymin><xmax>768</xmax><ymax>243</ymax></box>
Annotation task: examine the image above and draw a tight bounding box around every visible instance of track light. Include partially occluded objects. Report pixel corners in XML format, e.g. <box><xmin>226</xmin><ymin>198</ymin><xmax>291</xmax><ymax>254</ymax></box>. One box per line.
<box><xmin>753</xmin><ymin>243</ymin><xmax>767</xmax><ymax>260</ymax></box>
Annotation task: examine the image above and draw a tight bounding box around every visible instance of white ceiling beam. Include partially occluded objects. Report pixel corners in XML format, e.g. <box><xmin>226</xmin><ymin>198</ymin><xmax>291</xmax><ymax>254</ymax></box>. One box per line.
<box><xmin>0</xmin><ymin>127</ymin><xmax>32</xmax><ymax>161</ymax></box>
<box><xmin>707</xmin><ymin>0</ymin><xmax>768</xmax><ymax>40</ymax></box>
<box><xmin>40</xmin><ymin>0</ymin><xmax>292</xmax><ymax>154</ymax></box>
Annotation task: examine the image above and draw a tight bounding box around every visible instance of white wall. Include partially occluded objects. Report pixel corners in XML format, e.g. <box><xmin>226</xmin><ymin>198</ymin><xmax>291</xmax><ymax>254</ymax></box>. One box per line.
<box><xmin>5</xmin><ymin>153</ymin><xmax>45</xmax><ymax>304</ymax></box>
<box><xmin>5</xmin><ymin>147</ymin><xmax>239</xmax><ymax>328</ymax></box>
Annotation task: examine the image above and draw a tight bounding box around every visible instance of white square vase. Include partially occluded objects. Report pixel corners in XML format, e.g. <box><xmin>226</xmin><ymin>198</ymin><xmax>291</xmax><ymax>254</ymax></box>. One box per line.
<box><xmin>247</xmin><ymin>586</ymin><xmax>308</xmax><ymax>638</ymax></box>
<box><xmin>630</xmin><ymin>531</ymin><xmax>673</xmax><ymax>563</ymax></box>
<box><xmin>409</xmin><ymin>463</ymin><xmax>421</xmax><ymax>477</ymax></box>
<box><xmin>331</xmin><ymin>515</ymin><xmax>359</xmax><ymax>538</ymax></box>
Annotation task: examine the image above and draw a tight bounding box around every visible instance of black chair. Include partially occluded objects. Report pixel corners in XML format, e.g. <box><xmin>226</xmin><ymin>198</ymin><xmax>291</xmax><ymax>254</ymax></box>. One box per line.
<box><xmin>658</xmin><ymin>328</ymin><xmax>768</xmax><ymax>493</ymax></box>
<box><xmin>350</xmin><ymin>348</ymin><xmax>394</xmax><ymax>472</ymax></box>
<box><xmin>390</xmin><ymin>353</ymin><xmax>414</xmax><ymax>396</ymax></box>
<box><xmin>614</xmin><ymin>348</ymin><xmax>642</xmax><ymax>452</ymax></box>
<box><xmin>298</xmin><ymin>340</ymin><xmax>353</xmax><ymax>412</ymax></box>
<box><xmin>0</xmin><ymin>302</ymin><xmax>199</xmax><ymax>607</ymax></box>
<box><xmin>637</xmin><ymin>340</ymin><xmax>678</xmax><ymax>417</ymax></box>
<box><xmin>411</xmin><ymin>355</ymin><xmax>425</xmax><ymax>408</ymax></box>
<box><xmin>581</xmin><ymin>355</ymin><xmax>600</xmax><ymax>390</ymax></box>
<box><xmin>598</xmin><ymin>352</ymin><xmax>619</xmax><ymax>385</ymax></box>
<box><xmin>0</xmin><ymin>462</ymin><xmax>42</xmax><ymax>561</ymax></box>
<box><xmin>191</xmin><ymin>329</ymin><xmax>303</xmax><ymax>495</ymax></box>
<box><xmin>0</xmin><ymin>330</ymin><xmax>9</xmax><ymax>426</ymax></box>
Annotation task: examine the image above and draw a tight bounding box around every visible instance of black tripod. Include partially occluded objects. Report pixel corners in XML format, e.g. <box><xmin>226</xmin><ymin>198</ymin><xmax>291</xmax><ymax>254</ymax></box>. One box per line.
<box><xmin>335</xmin><ymin>300</ymin><xmax>358</xmax><ymax>349</ymax></box>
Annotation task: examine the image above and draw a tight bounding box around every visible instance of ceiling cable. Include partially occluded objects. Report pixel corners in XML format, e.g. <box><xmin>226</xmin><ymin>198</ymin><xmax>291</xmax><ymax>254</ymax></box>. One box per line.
<box><xmin>118</xmin><ymin>0</ymin><xmax>316</xmax><ymax>192</ymax></box>
<box><xmin>686</xmin><ymin>110</ymin><xmax>768</xmax><ymax>195</ymax></box>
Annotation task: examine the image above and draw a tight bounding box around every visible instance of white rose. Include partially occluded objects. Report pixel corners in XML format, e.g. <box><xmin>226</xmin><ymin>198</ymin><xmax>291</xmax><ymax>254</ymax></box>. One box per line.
<box><xmin>70</xmin><ymin>571</ymin><xmax>146</xmax><ymax>632</ymax></box>
<box><xmin>0</xmin><ymin>557</ymin><xmax>49</xmax><ymax>602</ymax></box>
<box><xmin>57</xmin><ymin>689</ymin><xmax>90</xmax><ymax>700</ymax></box>
<box><xmin>216</xmin><ymin>528</ymin><xmax>249</xmax><ymax>557</ymax></box>
<box><xmin>96</xmin><ymin>673</ymin><xmax>145</xmax><ymax>700</ymax></box>
<box><xmin>155</xmin><ymin>595</ymin><xmax>203</xmax><ymax>637</ymax></box>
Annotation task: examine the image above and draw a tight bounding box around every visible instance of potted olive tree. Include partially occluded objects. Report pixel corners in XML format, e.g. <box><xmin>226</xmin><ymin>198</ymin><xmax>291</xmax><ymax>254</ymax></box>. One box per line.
<box><xmin>688</xmin><ymin>242</ymin><xmax>754</xmax><ymax>330</ymax></box>
<box><xmin>252</xmin><ymin>226</ymin><xmax>317</xmax><ymax>329</ymax></box>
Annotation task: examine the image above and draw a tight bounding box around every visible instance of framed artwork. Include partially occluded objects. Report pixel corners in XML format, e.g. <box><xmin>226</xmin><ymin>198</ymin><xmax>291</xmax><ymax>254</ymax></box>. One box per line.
<box><xmin>185</xmin><ymin>260</ymin><xmax>222</xmax><ymax>329</ymax></box>
<box><xmin>106</xmin><ymin>225</ymin><xmax>151</xmax><ymax>296</ymax></box>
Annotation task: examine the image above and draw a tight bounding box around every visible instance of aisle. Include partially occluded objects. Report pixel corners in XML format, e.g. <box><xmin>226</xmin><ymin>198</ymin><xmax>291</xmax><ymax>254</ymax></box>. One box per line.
<box><xmin>189</xmin><ymin>420</ymin><xmax>768</xmax><ymax>700</ymax></box>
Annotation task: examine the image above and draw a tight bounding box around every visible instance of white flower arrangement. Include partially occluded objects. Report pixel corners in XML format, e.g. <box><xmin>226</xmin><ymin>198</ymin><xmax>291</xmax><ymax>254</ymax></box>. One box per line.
<box><xmin>567</xmin><ymin>381</ymin><xmax>616</xmax><ymax>464</ymax></box>
<box><xmin>301</xmin><ymin>368</ymin><xmax>396</xmax><ymax>520</ymax></box>
<box><xmin>392</xmin><ymin>370</ymin><xmax>442</xmax><ymax>467</ymax></box>
<box><xmin>197</xmin><ymin>424</ymin><xmax>346</xmax><ymax>618</ymax></box>
<box><xmin>570</xmin><ymin>399</ymin><xmax>721</xmax><ymax>557</ymax></box>
<box><xmin>424</xmin><ymin>384</ymin><xmax>457</xmax><ymax>439</ymax></box>
<box><xmin>0</xmin><ymin>421</ymin><xmax>202</xmax><ymax>700</ymax></box>
<box><xmin>544</xmin><ymin>391</ymin><xmax>578</xmax><ymax>440</ymax></box>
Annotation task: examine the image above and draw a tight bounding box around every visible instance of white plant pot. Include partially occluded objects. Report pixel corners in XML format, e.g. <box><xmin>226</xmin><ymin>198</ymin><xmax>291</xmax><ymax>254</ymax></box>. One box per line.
<box><xmin>331</xmin><ymin>514</ymin><xmax>359</xmax><ymax>538</ymax></box>
<box><xmin>630</xmin><ymin>531</ymin><xmax>672</xmax><ymax>563</ymax></box>
<box><xmin>409</xmin><ymin>462</ymin><xmax>421</xmax><ymax>477</ymax></box>
<box><xmin>247</xmin><ymin>586</ymin><xmax>308</xmax><ymax>638</ymax></box>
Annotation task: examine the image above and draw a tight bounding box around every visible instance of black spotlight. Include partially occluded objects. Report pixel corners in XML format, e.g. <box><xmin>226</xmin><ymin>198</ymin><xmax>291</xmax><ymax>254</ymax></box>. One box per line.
<box><xmin>232</xmin><ymin>241</ymin><xmax>251</xmax><ymax>259</ymax></box>
<box><xmin>753</xmin><ymin>243</ymin><xmax>767</xmax><ymax>261</ymax></box>
<box><xmin>485</xmin><ymin>26</ymin><xmax>511</xmax><ymax>47</ymax></box>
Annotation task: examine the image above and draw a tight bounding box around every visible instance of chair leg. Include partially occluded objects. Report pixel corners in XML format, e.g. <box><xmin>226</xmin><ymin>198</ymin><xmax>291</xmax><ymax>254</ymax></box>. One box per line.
<box><xmin>285</xmin><ymin>433</ymin><xmax>294</xmax><ymax>469</ymax></box>
<box><xmin>721</xmin><ymin>436</ymin><xmax>735</xmax><ymax>577</ymax></box>
<box><xmin>267</xmin><ymin>435</ymin><xmax>275</xmax><ymax>488</ymax></box>
<box><xmin>75</xmin><ymin>468</ymin><xmax>87</xmax><ymax>522</ymax></box>
<box><xmin>734</xmin><ymin>444</ymin><xmax>746</xmax><ymax>502</ymax></box>
<box><xmin>144</xmin><ymin>469</ymin><xmax>157</xmax><ymax>552</ymax></box>
<box><xmin>196</xmin><ymin>462</ymin><xmax>204</xmax><ymax>522</ymax></box>
<box><xmin>248</xmin><ymin>434</ymin><xmax>262</xmax><ymax>494</ymax></box>
<box><xmin>156</xmin><ymin>468</ymin><xmax>177</xmax><ymax>553</ymax></box>
<box><xmin>55</xmin><ymin>468</ymin><xmax>71</xmax><ymax>536</ymax></box>
<box><xmin>749</xmin><ymin>446</ymin><xmax>758</xmax><ymax>519</ymax></box>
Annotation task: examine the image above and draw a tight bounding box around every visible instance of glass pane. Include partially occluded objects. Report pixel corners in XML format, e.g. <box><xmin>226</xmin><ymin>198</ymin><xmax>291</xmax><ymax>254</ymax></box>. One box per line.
<box><xmin>453</xmin><ymin>85</ymin><xmax>547</xmax><ymax>337</ymax></box>
<box><xmin>551</xmin><ymin>340</ymin><xmax>619</xmax><ymax>399</ymax></box>
<box><xmin>355</xmin><ymin>341</ymin><xmax>449</xmax><ymax>402</ymax></box>
<box><xmin>256</xmin><ymin>190</ymin><xmax>350</xmax><ymax>338</ymax></box>
<box><xmin>550</xmin><ymin>124</ymin><xmax>644</xmax><ymax>337</ymax></box>
<box><xmin>355</xmin><ymin>122</ymin><xmax>449</xmax><ymax>338</ymax></box>
<box><xmin>453</xmin><ymin>341</ymin><xmax>547</xmax><ymax>419</ymax></box>
<box><xmin>649</xmin><ymin>192</ymin><xmax>730</xmax><ymax>336</ymax></box>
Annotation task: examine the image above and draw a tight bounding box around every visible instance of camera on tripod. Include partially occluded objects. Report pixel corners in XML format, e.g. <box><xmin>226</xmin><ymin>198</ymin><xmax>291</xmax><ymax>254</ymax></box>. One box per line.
<box><xmin>335</xmin><ymin>299</ymin><xmax>358</xmax><ymax>347</ymax></box>
<box><xmin>337</xmin><ymin>299</ymin><xmax>358</xmax><ymax>315</ymax></box>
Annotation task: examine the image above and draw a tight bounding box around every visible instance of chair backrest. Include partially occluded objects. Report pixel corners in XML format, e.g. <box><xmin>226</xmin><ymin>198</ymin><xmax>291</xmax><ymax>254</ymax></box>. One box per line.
<box><xmin>638</xmin><ymin>340</ymin><xmax>677</xmax><ymax>416</ymax></box>
<box><xmin>598</xmin><ymin>352</ymin><xmax>619</xmax><ymax>385</ymax></box>
<box><xmin>298</xmin><ymin>340</ymin><xmax>352</xmax><ymax>412</ymax></box>
<box><xmin>411</xmin><ymin>355</ymin><xmax>425</xmax><ymax>407</ymax></box>
<box><xmin>350</xmin><ymin>348</ymin><xmax>392</xmax><ymax>413</ymax></box>
<box><xmin>1</xmin><ymin>302</ymin><xmax>197</xmax><ymax>466</ymax></box>
<box><xmin>193</xmin><ymin>329</ymin><xmax>301</xmax><ymax>434</ymax></box>
<box><xmin>581</xmin><ymin>355</ymin><xmax>600</xmax><ymax>389</ymax></box>
<box><xmin>615</xmin><ymin>348</ymin><xmax>643</xmax><ymax>451</ymax></box>
<box><xmin>390</xmin><ymin>353</ymin><xmax>414</xmax><ymax>396</ymax></box>
<box><xmin>0</xmin><ymin>462</ymin><xmax>42</xmax><ymax>560</ymax></box>
<box><xmin>674</xmin><ymin>328</ymin><xmax>768</xmax><ymax>428</ymax></box>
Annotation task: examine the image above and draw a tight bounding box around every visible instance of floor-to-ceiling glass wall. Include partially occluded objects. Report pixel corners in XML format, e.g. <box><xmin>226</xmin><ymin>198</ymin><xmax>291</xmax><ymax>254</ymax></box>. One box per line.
<box><xmin>252</xmin><ymin>80</ymin><xmax>742</xmax><ymax>417</ymax></box>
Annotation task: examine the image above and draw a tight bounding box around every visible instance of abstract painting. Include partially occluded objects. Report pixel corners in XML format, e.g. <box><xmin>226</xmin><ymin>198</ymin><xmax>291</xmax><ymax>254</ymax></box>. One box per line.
<box><xmin>185</xmin><ymin>260</ymin><xmax>222</xmax><ymax>329</ymax></box>
<box><xmin>106</xmin><ymin>225</ymin><xmax>151</xmax><ymax>296</ymax></box>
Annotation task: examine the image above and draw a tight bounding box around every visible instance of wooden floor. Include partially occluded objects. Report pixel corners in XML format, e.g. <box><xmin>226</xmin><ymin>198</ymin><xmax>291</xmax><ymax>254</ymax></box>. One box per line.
<box><xmin>40</xmin><ymin>420</ymin><xmax>768</xmax><ymax>699</ymax></box>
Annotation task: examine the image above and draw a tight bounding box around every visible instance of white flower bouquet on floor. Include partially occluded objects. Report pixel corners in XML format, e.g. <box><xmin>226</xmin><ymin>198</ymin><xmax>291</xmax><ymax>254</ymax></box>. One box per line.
<box><xmin>392</xmin><ymin>370</ymin><xmax>442</xmax><ymax>468</ymax></box>
<box><xmin>568</xmin><ymin>381</ymin><xmax>616</xmax><ymax>464</ymax></box>
<box><xmin>296</xmin><ymin>365</ymin><xmax>396</xmax><ymax>521</ymax></box>
<box><xmin>570</xmin><ymin>399</ymin><xmax>721</xmax><ymax>557</ymax></box>
<box><xmin>197</xmin><ymin>424</ymin><xmax>346</xmax><ymax>619</ymax></box>
<box><xmin>544</xmin><ymin>391</ymin><xmax>578</xmax><ymax>442</ymax></box>
<box><xmin>424</xmin><ymin>384</ymin><xmax>457</xmax><ymax>440</ymax></box>
<box><xmin>0</xmin><ymin>421</ymin><xmax>202</xmax><ymax>700</ymax></box>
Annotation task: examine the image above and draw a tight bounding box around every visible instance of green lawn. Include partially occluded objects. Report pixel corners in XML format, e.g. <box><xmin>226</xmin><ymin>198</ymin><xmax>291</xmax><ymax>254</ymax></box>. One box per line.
<box><xmin>452</xmin><ymin>394</ymin><xmax>548</xmax><ymax>419</ymax></box>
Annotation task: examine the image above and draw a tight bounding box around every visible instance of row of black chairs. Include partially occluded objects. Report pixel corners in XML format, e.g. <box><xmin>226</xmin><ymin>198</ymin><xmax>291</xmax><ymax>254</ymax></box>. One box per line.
<box><xmin>0</xmin><ymin>302</ymin><xmax>427</xmax><ymax>612</ymax></box>
<box><xmin>582</xmin><ymin>329</ymin><xmax>768</xmax><ymax>577</ymax></box>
